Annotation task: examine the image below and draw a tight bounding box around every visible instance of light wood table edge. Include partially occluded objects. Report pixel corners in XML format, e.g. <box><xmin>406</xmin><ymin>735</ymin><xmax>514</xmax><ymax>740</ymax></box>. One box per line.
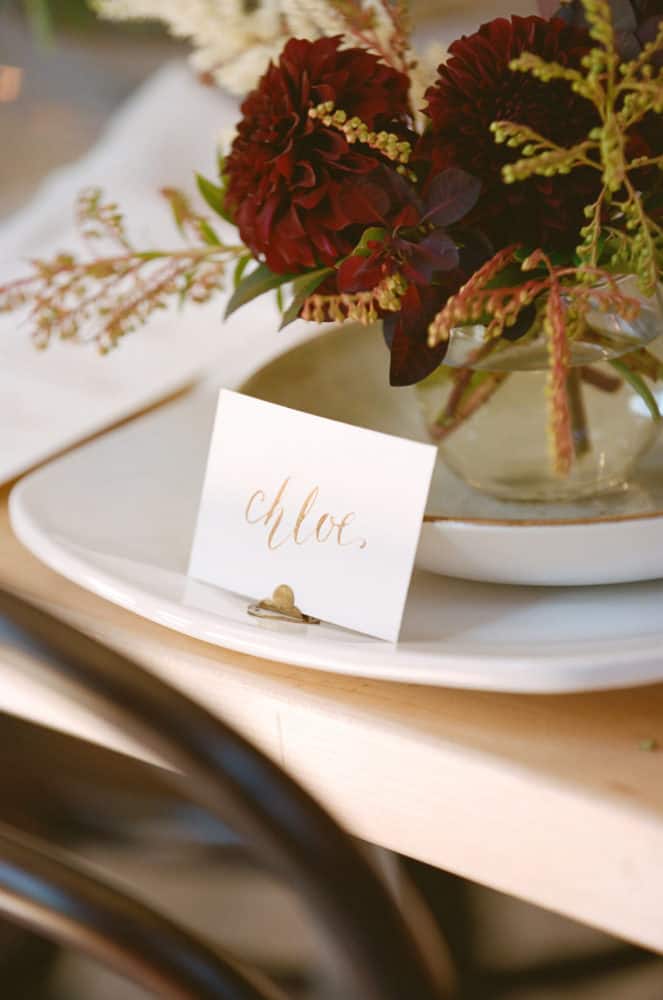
<box><xmin>1</xmin><ymin>483</ymin><xmax>662</xmax><ymax>953</ymax></box>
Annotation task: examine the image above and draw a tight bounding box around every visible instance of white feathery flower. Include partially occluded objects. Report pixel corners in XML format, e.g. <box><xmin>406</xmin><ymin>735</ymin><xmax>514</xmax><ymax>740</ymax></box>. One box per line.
<box><xmin>410</xmin><ymin>40</ymin><xmax>448</xmax><ymax>123</ymax></box>
<box><xmin>93</xmin><ymin>0</ymin><xmax>439</xmax><ymax>97</ymax></box>
<box><xmin>197</xmin><ymin>40</ymin><xmax>286</xmax><ymax>94</ymax></box>
<box><xmin>278</xmin><ymin>0</ymin><xmax>326</xmax><ymax>37</ymax></box>
<box><xmin>280</xmin><ymin>0</ymin><xmax>345</xmax><ymax>35</ymax></box>
<box><xmin>94</xmin><ymin>0</ymin><xmax>290</xmax><ymax>92</ymax></box>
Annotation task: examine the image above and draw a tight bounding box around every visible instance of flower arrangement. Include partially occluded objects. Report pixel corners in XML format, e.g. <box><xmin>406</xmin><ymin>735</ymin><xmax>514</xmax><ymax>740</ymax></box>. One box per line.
<box><xmin>2</xmin><ymin>0</ymin><xmax>662</xmax><ymax>486</ymax></box>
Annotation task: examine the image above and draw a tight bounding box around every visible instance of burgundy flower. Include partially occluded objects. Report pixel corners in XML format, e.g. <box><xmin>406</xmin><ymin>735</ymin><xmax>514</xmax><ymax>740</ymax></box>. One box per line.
<box><xmin>420</xmin><ymin>16</ymin><xmax>600</xmax><ymax>252</ymax></box>
<box><xmin>225</xmin><ymin>37</ymin><xmax>411</xmax><ymax>274</ymax></box>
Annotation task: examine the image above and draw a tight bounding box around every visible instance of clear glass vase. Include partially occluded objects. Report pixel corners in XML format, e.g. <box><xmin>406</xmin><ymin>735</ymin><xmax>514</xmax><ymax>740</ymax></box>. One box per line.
<box><xmin>416</xmin><ymin>278</ymin><xmax>663</xmax><ymax>502</ymax></box>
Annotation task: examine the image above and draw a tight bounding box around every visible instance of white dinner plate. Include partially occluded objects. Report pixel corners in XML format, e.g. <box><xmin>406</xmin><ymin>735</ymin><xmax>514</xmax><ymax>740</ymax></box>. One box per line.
<box><xmin>10</xmin><ymin>360</ymin><xmax>663</xmax><ymax>693</ymax></box>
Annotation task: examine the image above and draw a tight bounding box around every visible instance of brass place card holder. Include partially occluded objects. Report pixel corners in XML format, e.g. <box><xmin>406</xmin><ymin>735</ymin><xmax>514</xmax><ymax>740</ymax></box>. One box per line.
<box><xmin>248</xmin><ymin>585</ymin><xmax>320</xmax><ymax>625</ymax></box>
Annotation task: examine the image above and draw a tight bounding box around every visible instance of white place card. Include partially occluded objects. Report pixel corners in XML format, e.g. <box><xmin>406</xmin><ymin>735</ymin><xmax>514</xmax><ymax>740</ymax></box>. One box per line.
<box><xmin>188</xmin><ymin>390</ymin><xmax>436</xmax><ymax>641</ymax></box>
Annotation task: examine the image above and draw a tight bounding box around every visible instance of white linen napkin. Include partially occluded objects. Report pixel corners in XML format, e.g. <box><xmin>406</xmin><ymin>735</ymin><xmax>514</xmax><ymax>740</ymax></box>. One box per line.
<box><xmin>0</xmin><ymin>61</ymin><xmax>285</xmax><ymax>485</ymax></box>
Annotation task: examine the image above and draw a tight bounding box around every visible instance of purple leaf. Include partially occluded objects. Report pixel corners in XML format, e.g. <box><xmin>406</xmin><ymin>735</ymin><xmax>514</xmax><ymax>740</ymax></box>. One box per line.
<box><xmin>418</xmin><ymin>230</ymin><xmax>459</xmax><ymax>267</ymax></box>
<box><xmin>389</xmin><ymin>320</ymin><xmax>449</xmax><ymax>385</ymax></box>
<box><xmin>386</xmin><ymin>285</ymin><xmax>450</xmax><ymax>386</ymax></box>
<box><xmin>405</xmin><ymin>231</ymin><xmax>459</xmax><ymax>283</ymax></box>
<box><xmin>422</xmin><ymin>168</ymin><xmax>482</xmax><ymax>228</ymax></box>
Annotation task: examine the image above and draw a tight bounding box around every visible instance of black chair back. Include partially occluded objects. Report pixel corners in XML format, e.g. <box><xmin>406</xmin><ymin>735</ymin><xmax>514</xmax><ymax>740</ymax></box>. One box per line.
<box><xmin>0</xmin><ymin>821</ymin><xmax>284</xmax><ymax>999</ymax></box>
<box><xmin>0</xmin><ymin>586</ymin><xmax>452</xmax><ymax>1000</ymax></box>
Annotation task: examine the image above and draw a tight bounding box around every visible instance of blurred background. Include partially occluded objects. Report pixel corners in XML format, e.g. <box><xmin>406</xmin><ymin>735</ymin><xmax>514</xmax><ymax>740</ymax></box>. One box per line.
<box><xmin>2</xmin><ymin>2</ymin><xmax>663</xmax><ymax>998</ymax></box>
<box><xmin>0</xmin><ymin>0</ymin><xmax>180</xmax><ymax>218</ymax></box>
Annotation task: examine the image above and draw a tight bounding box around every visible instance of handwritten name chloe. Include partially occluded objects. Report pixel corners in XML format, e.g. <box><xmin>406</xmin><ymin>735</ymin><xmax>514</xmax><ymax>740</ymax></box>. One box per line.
<box><xmin>245</xmin><ymin>477</ymin><xmax>368</xmax><ymax>552</ymax></box>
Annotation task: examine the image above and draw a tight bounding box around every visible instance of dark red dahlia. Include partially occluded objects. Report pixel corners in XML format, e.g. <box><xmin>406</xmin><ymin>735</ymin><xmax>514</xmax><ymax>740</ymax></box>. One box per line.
<box><xmin>225</xmin><ymin>37</ymin><xmax>411</xmax><ymax>274</ymax></box>
<box><xmin>420</xmin><ymin>16</ymin><xmax>600</xmax><ymax>251</ymax></box>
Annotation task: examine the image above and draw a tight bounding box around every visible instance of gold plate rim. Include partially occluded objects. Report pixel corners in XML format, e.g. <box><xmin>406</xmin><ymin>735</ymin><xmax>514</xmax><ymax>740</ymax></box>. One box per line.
<box><xmin>423</xmin><ymin>508</ymin><xmax>663</xmax><ymax>527</ymax></box>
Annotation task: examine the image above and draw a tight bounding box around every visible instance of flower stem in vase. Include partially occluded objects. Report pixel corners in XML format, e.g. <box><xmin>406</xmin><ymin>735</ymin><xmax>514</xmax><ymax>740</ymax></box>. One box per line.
<box><xmin>431</xmin><ymin>369</ymin><xmax>510</xmax><ymax>442</ymax></box>
<box><xmin>566</xmin><ymin>368</ymin><xmax>590</xmax><ymax>460</ymax></box>
<box><xmin>580</xmin><ymin>367</ymin><xmax>623</xmax><ymax>394</ymax></box>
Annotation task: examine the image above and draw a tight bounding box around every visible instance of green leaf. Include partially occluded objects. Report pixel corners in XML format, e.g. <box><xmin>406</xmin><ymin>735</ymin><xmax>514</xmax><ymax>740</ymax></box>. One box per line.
<box><xmin>233</xmin><ymin>253</ymin><xmax>252</xmax><ymax>290</ymax></box>
<box><xmin>136</xmin><ymin>251</ymin><xmax>168</xmax><ymax>261</ymax></box>
<box><xmin>610</xmin><ymin>359</ymin><xmax>661</xmax><ymax>421</ymax></box>
<box><xmin>178</xmin><ymin>270</ymin><xmax>194</xmax><ymax>308</ymax></box>
<box><xmin>162</xmin><ymin>188</ymin><xmax>192</xmax><ymax>237</ymax></box>
<box><xmin>195</xmin><ymin>173</ymin><xmax>223</xmax><ymax>214</ymax></box>
<box><xmin>198</xmin><ymin>219</ymin><xmax>221</xmax><ymax>247</ymax></box>
<box><xmin>484</xmin><ymin>263</ymin><xmax>528</xmax><ymax>288</ymax></box>
<box><xmin>421</xmin><ymin>364</ymin><xmax>453</xmax><ymax>390</ymax></box>
<box><xmin>225</xmin><ymin>262</ymin><xmax>295</xmax><ymax>319</ymax></box>
<box><xmin>279</xmin><ymin>267</ymin><xmax>334</xmax><ymax>330</ymax></box>
<box><xmin>352</xmin><ymin>226</ymin><xmax>387</xmax><ymax>258</ymax></box>
<box><xmin>196</xmin><ymin>173</ymin><xmax>233</xmax><ymax>224</ymax></box>
<box><xmin>276</xmin><ymin>284</ymin><xmax>285</xmax><ymax>313</ymax></box>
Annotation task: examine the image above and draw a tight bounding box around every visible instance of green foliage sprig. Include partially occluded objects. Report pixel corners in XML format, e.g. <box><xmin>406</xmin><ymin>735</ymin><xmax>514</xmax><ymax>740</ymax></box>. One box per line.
<box><xmin>490</xmin><ymin>0</ymin><xmax>663</xmax><ymax>293</ymax></box>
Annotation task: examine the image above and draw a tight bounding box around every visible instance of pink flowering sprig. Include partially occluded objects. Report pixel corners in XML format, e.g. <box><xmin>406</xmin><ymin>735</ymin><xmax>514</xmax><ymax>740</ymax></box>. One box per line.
<box><xmin>0</xmin><ymin>187</ymin><xmax>244</xmax><ymax>352</ymax></box>
<box><xmin>428</xmin><ymin>251</ymin><xmax>641</xmax><ymax>348</ymax></box>
<box><xmin>537</xmin><ymin>253</ymin><xmax>574</xmax><ymax>475</ymax></box>
<box><xmin>427</xmin><ymin>245</ymin><xmax>522</xmax><ymax>344</ymax></box>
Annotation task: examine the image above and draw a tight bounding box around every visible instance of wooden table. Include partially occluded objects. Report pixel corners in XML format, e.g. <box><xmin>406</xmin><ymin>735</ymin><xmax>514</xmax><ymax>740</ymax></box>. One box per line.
<box><xmin>0</xmin><ymin>479</ymin><xmax>662</xmax><ymax>954</ymax></box>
